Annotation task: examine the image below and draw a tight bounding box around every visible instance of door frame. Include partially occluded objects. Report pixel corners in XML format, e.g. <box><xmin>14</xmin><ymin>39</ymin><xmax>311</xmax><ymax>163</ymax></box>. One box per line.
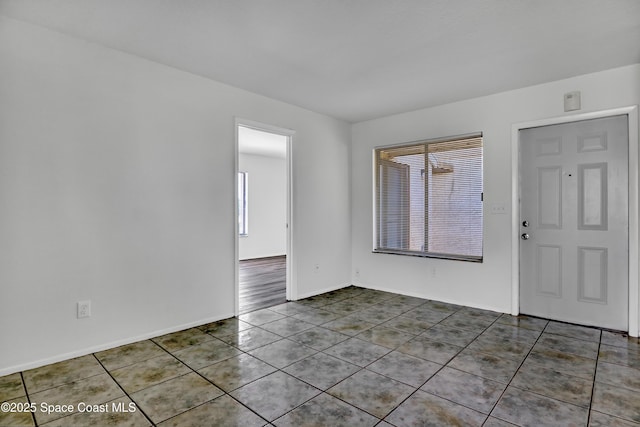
<box><xmin>234</xmin><ymin>118</ymin><xmax>296</xmax><ymax>316</ymax></box>
<box><xmin>510</xmin><ymin>106</ymin><xmax>639</xmax><ymax>336</ymax></box>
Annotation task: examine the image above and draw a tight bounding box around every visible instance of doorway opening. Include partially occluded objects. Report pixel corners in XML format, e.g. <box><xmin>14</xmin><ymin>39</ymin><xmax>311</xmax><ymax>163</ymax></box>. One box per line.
<box><xmin>235</xmin><ymin>120</ymin><xmax>294</xmax><ymax>315</ymax></box>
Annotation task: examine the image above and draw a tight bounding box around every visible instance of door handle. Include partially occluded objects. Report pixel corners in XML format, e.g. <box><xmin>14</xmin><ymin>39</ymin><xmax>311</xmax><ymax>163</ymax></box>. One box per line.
<box><xmin>521</xmin><ymin>233</ymin><xmax>530</xmax><ymax>240</ymax></box>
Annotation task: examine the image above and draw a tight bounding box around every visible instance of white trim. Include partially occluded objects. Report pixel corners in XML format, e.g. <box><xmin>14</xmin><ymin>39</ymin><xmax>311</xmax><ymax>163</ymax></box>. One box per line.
<box><xmin>234</xmin><ymin>118</ymin><xmax>296</xmax><ymax>314</ymax></box>
<box><xmin>511</xmin><ymin>106</ymin><xmax>639</xmax><ymax>336</ymax></box>
<box><xmin>371</xmin><ymin>149</ymin><xmax>378</xmax><ymax>251</ymax></box>
<box><xmin>236</xmin><ymin>118</ymin><xmax>296</xmax><ymax>139</ymax></box>
<box><xmin>286</xmin><ymin>132</ymin><xmax>295</xmax><ymax>300</ymax></box>
<box><xmin>628</xmin><ymin>107</ymin><xmax>639</xmax><ymax>337</ymax></box>
<box><xmin>355</xmin><ymin>282</ymin><xmax>504</xmax><ymax>315</ymax></box>
<box><xmin>295</xmin><ymin>283</ymin><xmax>352</xmax><ymax>300</ymax></box>
<box><xmin>0</xmin><ymin>313</ymin><xmax>235</xmax><ymax>377</ymax></box>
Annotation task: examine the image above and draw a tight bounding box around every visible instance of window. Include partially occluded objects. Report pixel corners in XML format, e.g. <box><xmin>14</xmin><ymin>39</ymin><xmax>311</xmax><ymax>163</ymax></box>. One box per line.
<box><xmin>238</xmin><ymin>171</ymin><xmax>248</xmax><ymax>236</ymax></box>
<box><xmin>375</xmin><ymin>133</ymin><xmax>483</xmax><ymax>262</ymax></box>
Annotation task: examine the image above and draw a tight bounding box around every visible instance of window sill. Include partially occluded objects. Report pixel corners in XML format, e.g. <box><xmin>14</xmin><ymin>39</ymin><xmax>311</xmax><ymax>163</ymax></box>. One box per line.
<box><xmin>373</xmin><ymin>249</ymin><xmax>483</xmax><ymax>263</ymax></box>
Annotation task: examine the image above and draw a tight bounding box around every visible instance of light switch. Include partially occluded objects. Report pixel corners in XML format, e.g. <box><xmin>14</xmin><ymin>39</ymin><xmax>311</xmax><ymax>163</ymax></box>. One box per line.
<box><xmin>491</xmin><ymin>203</ymin><xmax>507</xmax><ymax>214</ymax></box>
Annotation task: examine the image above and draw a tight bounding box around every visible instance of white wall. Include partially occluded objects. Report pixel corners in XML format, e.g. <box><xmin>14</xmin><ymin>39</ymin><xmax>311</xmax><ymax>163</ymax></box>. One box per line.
<box><xmin>0</xmin><ymin>16</ymin><xmax>352</xmax><ymax>375</ymax></box>
<box><xmin>238</xmin><ymin>153</ymin><xmax>286</xmax><ymax>260</ymax></box>
<box><xmin>352</xmin><ymin>64</ymin><xmax>640</xmax><ymax>319</ymax></box>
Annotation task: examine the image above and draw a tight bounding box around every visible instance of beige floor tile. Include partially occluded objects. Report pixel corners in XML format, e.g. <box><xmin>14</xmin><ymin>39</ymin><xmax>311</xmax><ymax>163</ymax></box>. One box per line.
<box><xmin>96</xmin><ymin>340</ymin><xmax>166</xmax><ymax>371</ymax></box>
<box><xmin>386</xmin><ymin>390</ymin><xmax>487</xmax><ymax>426</ymax></box>
<box><xmin>23</xmin><ymin>355</ymin><xmax>105</xmax><ymax>393</ymax></box>
<box><xmin>31</xmin><ymin>373</ymin><xmax>124</xmax><ymax>424</ymax></box>
<box><xmin>157</xmin><ymin>395</ymin><xmax>265</xmax><ymax>427</ymax></box>
<box><xmin>592</xmin><ymin>382</ymin><xmax>640</xmax><ymax>424</ymax></box>
<box><xmin>0</xmin><ymin>396</ymin><xmax>35</xmax><ymax>427</ymax></box>
<box><xmin>152</xmin><ymin>328</ymin><xmax>214</xmax><ymax>352</ymax></box>
<box><xmin>9</xmin><ymin>286</ymin><xmax>640</xmax><ymax>427</ymax></box>
<box><xmin>230</xmin><ymin>371</ymin><xmax>320</xmax><ymax>421</ymax></box>
<box><xmin>131</xmin><ymin>372</ymin><xmax>223</xmax><ymax>423</ymax></box>
<box><xmin>172</xmin><ymin>339</ymin><xmax>240</xmax><ymax>370</ymax></box>
<box><xmin>273</xmin><ymin>393</ymin><xmax>378</xmax><ymax>427</ymax></box>
<box><xmin>0</xmin><ymin>372</ymin><xmax>26</xmax><ymax>402</ymax></box>
<box><xmin>198</xmin><ymin>353</ymin><xmax>276</xmax><ymax>392</ymax></box>
<box><xmin>327</xmin><ymin>370</ymin><xmax>414</xmax><ymax>419</ymax></box>
<box><xmin>198</xmin><ymin>318</ymin><xmax>252</xmax><ymax>337</ymax></box>
<box><xmin>110</xmin><ymin>354</ymin><xmax>190</xmax><ymax>394</ymax></box>
<box><xmin>42</xmin><ymin>396</ymin><xmax>151</xmax><ymax>427</ymax></box>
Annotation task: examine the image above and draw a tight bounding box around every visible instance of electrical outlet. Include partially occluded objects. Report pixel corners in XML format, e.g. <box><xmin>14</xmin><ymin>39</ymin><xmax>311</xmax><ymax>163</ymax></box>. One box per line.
<box><xmin>77</xmin><ymin>300</ymin><xmax>91</xmax><ymax>319</ymax></box>
<box><xmin>355</xmin><ymin>268</ymin><xmax>360</xmax><ymax>278</ymax></box>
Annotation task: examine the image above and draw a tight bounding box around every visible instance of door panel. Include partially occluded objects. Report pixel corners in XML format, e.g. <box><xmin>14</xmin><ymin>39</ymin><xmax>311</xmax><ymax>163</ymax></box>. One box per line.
<box><xmin>578</xmin><ymin>163</ymin><xmax>607</xmax><ymax>230</ymax></box>
<box><xmin>577</xmin><ymin>246</ymin><xmax>607</xmax><ymax>303</ymax></box>
<box><xmin>519</xmin><ymin>115</ymin><xmax>628</xmax><ymax>330</ymax></box>
<box><xmin>537</xmin><ymin>167</ymin><xmax>562</xmax><ymax>228</ymax></box>
<box><xmin>536</xmin><ymin>245</ymin><xmax>562</xmax><ymax>297</ymax></box>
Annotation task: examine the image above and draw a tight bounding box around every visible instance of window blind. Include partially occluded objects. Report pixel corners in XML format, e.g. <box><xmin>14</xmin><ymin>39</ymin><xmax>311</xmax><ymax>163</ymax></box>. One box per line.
<box><xmin>375</xmin><ymin>134</ymin><xmax>483</xmax><ymax>261</ymax></box>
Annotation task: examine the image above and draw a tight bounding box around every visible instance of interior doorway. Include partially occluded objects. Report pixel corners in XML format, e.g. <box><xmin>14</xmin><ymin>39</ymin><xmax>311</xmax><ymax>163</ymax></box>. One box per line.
<box><xmin>235</xmin><ymin>120</ymin><xmax>294</xmax><ymax>315</ymax></box>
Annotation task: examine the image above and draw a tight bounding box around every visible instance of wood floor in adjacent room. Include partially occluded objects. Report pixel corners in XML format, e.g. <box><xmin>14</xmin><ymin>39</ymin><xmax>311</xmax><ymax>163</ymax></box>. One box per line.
<box><xmin>239</xmin><ymin>255</ymin><xmax>286</xmax><ymax>314</ymax></box>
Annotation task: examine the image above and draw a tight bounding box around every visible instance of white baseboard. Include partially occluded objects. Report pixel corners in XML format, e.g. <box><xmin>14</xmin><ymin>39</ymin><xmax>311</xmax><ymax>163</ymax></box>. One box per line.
<box><xmin>352</xmin><ymin>281</ymin><xmax>506</xmax><ymax>315</ymax></box>
<box><xmin>294</xmin><ymin>283</ymin><xmax>353</xmax><ymax>301</ymax></box>
<box><xmin>0</xmin><ymin>312</ymin><xmax>235</xmax><ymax>377</ymax></box>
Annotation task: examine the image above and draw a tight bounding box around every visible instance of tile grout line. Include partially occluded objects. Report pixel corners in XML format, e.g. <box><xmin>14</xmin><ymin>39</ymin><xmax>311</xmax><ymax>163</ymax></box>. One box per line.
<box><xmin>399</xmin><ymin>309</ymin><xmax>508</xmax><ymax>424</ymax></box>
<box><xmin>98</xmin><ymin>331</ymin><xmax>269</xmax><ymax>426</ymax></box>
<box><xmin>337</xmin><ymin>299</ymin><xmax>486</xmax><ymax>419</ymax></box>
<box><xmin>250</xmin><ymin>293</ymin><xmax>405</xmax><ymax>423</ymax></box>
<box><xmin>12</xmin><ymin>287</ymin><xmax>635</xmax><ymax>427</ymax></box>
<box><xmin>21</xmin><ymin>356</ymin><xmax>156</xmax><ymax>427</ymax></box>
<box><xmin>488</xmin><ymin>321</ymin><xmax>611</xmax><ymax>425</ymax></box>
<box><xmin>247</xmin><ymin>306</ymin><xmax>349</xmax><ymax>423</ymax></box>
<box><xmin>19</xmin><ymin>371</ymin><xmax>37</xmax><ymax>427</ymax></box>
<box><xmin>155</xmin><ymin>333</ymin><xmax>272</xmax><ymax>426</ymax></box>
<box><xmin>214</xmin><ymin>310</ymin><xmax>639</xmax><ymax>426</ymax></box>
<box><xmin>331</xmin><ymin>303</ymin><xmax>497</xmax><ymax>423</ymax></box>
<box><xmin>264</xmin><ymin>300</ymin><xmax>380</xmax><ymax>424</ymax></box>
<box><xmin>585</xmin><ymin>334</ymin><xmax>602</xmax><ymax>426</ymax></box>
<box><xmin>482</xmin><ymin>319</ymin><xmax>549</xmax><ymax>425</ymax></box>
<box><xmin>209</xmin><ymin>309</ymin><xmax>370</xmax><ymax>424</ymax></box>
<box><xmin>4</xmin><ymin>300</ymin><xmax>497</xmax><ymax>427</ymax></box>
<box><xmin>307</xmin><ymin>295</ymin><xmax>417</xmax><ymax>423</ymax></box>
<box><xmin>91</xmin><ymin>353</ymin><xmax>157</xmax><ymax>427</ymax></box>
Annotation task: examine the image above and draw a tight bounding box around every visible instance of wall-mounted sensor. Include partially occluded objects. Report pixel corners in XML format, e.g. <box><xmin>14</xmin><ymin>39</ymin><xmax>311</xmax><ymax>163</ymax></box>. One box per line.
<box><xmin>564</xmin><ymin>91</ymin><xmax>581</xmax><ymax>112</ymax></box>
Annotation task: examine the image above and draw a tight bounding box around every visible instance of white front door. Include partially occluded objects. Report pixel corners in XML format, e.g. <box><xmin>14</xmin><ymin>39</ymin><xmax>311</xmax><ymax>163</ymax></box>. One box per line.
<box><xmin>519</xmin><ymin>115</ymin><xmax>629</xmax><ymax>330</ymax></box>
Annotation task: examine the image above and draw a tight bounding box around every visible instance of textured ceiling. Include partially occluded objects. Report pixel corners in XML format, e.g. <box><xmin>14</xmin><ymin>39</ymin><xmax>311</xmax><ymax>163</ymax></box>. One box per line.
<box><xmin>1</xmin><ymin>0</ymin><xmax>639</xmax><ymax>122</ymax></box>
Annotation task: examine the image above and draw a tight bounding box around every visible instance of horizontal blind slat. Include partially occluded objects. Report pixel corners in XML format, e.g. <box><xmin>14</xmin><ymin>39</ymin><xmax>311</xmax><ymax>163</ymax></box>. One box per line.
<box><xmin>375</xmin><ymin>135</ymin><xmax>483</xmax><ymax>259</ymax></box>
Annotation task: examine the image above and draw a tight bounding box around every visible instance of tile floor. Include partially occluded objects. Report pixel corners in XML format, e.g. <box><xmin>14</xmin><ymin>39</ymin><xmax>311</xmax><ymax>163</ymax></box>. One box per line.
<box><xmin>1</xmin><ymin>286</ymin><xmax>640</xmax><ymax>426</ymax></box>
